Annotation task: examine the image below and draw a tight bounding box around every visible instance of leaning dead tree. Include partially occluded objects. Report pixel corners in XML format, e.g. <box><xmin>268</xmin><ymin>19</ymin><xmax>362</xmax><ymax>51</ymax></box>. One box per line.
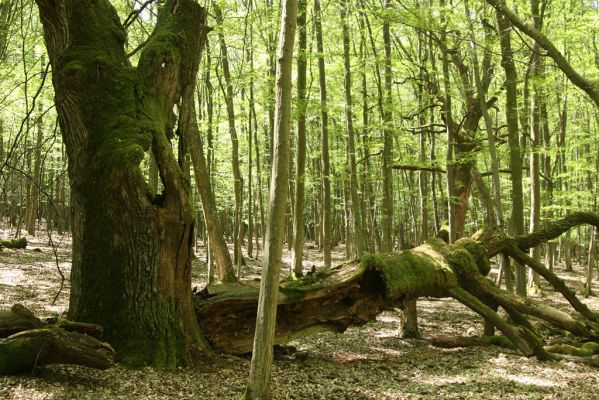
<box><xmin>195</xmin><ymin>212</ymin><xmax>599</xmax><ymax>364</ymax></box>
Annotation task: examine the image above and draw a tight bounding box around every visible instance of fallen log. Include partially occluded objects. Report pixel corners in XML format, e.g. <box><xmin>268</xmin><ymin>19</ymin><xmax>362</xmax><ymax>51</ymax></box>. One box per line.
<box><xmin>0</xmin><ymin>304</ymin><xmax>43</xmax><ymax>337</ymax></box>
<box><xmin>431</xmin><ymin>334</ymin><xmax>515</xmax><ymax>350</ymax></box>
<box><xmin>0</xmin><ymin>237</ymin><xmax>27</xmax><ymax>249</ymax></box>
<box><xmin>0</xmin><ymin>304</ymin><xmax>115</xmax><ymax>375</ymax></box>
<box><xmin>195</xmin><ymin>226</ymin><xmax>599</xmax><ymax>363</ymax></box>
<box><xmin>195</xmin><ymin>245</ymin><xmax>458</xmax><ymax>354</ymax></box>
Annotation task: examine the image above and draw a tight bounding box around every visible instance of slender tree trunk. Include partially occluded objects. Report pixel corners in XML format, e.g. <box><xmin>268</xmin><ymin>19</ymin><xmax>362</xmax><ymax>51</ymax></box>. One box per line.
<box><xmin>465</xmin><ymin>2</ymin><xmax>503</xmax><ymax>229</ymax></box>
<box><xmin>291</xmin><ymin>0</ymin><xmax>307</xmax><ymax>276</ymax></box>
<box><xmin>440</xmin><ymin>1</ymin><xmax>457</xmax><ymax>243</ymax></box>
<box><xmin>26</xmin><ymin>54</ymin><xmax>46</xmax><ymax>236</ymax></box>
<box><xmin>314</xmin><ymin>0</ymin><xmax>331</xmax><ymax>268</ymax></box>
<box><xmin>358</xmin><ymin>14</ymin><xmax>375</xmax><ymax>252</ymax></box>
<box><xmin>528</xmin><ymin>0</ymin><xmax>544</xmax><ymax>290</ymax></box>
<box><xmin>244</xmin><ymin>0</ymin><xmax>297</xmax><ymax>397</ymax></box>
<box><xmin>247</xmin><ymin>69</ymin><xmax>254</xmax><ymax>259</ymax></box>
<box><xmin>213</xmin><ymin>3</ymin><xmax>244</xmax><ymax>270</ymax></box>
<box><xmin>497</xmin><ymin>10</ymin><xmax>526</xmax><ymax>296</ymax></box>
<box><xmin>541</xmin><ymin>100</ymin><xmax>555</xmax><ymax>271</ymax></box>
<box><xmin>182</xmin><ymin>87</ymin><xmax>237</xmax><ymax>283</ymax></box>
<box><xmin>381</xmin><ymin>0</ymin><xmax>394</xmax><ymax>252</ymax></box>
<box><xmin>341</xmin><ymin>0</ymin><xmax>364</xmax><ymax>258</ymax></box>
<box><xmin>416</xmin><ymin>32</ymin><xmax>429</xmax><ymax>243</ymax></box>
<box><xmin>585</xmin><ymin>227</ymin><xmax>596</xmax><ymax>298</ymax></box>
<box><xmin>252</xmin><ymin>95</ymin><xmax>265</xmax><ymax>252</ymax></box>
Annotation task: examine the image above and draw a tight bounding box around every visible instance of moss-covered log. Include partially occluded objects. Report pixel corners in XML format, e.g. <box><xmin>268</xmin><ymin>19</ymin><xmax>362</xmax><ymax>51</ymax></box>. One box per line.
<box><xmin>0</xmin><ymin>305</ymin><xmax>115</xmax><ymax>375</ymax></box>
<box><xmin>195</xmin><ymin>244</ymin><xmax>458</xmax><ymax>354</ymax></box>
<box><xmin>0</xmin><ymin>304</ymin><xmax>43</xmax><ymax>337</ymax></box>
<box><xmin>0</xmin><ymin>237</ymin><xmax>27</xmax><ymax>249</ymax></box>
<box><xmin>0</xmin><ymin>327</ymin><xmax>115</xmax><ymax>374</ymax></box>
<box><xmin>195</xmin><ymin>217</ymin><xmax>599</xmax><ymax>363</ymax></box>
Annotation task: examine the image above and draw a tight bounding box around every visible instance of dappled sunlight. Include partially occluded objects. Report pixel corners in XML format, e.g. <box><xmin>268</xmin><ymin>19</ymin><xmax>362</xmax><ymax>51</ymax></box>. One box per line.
<box><xmin>2</xmin><ymin>237</ymin><xmax>599</xmax><ymax>398</ymax></box>
<box><xmin>331</xmin><ymin>350</ymin><xmax>383</xmax><ymax>363</ymax></box>
<box><xmin>2</xmin><ymin>383</ymin><xmax>56</xmax><ymax>400</ymax></box>
<box><xmin>502</xmin><ymin>373</ymin><xmax>559</xmax><ymax>388</ymax></box>
<box><xmin>0</xmin><ymin>268</ymin><xmax>23</xmax><ymax>286</ymax></box>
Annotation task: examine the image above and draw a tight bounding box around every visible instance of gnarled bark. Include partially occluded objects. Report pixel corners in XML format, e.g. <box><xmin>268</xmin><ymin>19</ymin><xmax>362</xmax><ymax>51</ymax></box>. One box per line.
<box><xmin>35</xmin><ymin>0</ymin><xmax>210</xmax><ymax>368</ymax></box>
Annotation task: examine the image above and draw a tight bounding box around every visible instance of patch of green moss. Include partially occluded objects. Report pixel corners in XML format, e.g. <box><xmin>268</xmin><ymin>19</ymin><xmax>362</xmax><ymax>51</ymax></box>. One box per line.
<box><xmin>0</xmin><ymin>337</ymin><xmax>47</xmax><ymax>374</ymax></box>
<box><xmin>282</xmin><ymin>268</ymin><xmax>333</xmax><ymax>289</ymax></box>
<box><xmin>487</xmin><ymin>335</ymin><xmax>516</xmax><ymax>349</ymax></box>
<box><xmin>546</xmin><ymin>341</ymin><xmax>599</xmax><ymax>357</ymax></box>
<box><xmin>0</xmin><ymin>237</ymin><xmax>27</xmax><ymax>249</ymax></box>
<box><xmin>278</xmin><ymin>287</ymin><xmax>307</xmax><ymax>303</ymax></box>
<box><xmin>455</xmin><ymin>238</ymin><xmax>491</xmax><ymax>276</ymax></box>
<box><xmin>280</xmin><ymin>268</ymin><xmax>335</xmax><ymax>303</ymax></box>
<box><xmin>361</xmin><ymin>243</ymin><xmax>457</xmax><ymax>299</ymax></box>
<box><xmin>118</xmin><ymin>338</ymin><xmax>170</xmax><ymax>369</ymax></box>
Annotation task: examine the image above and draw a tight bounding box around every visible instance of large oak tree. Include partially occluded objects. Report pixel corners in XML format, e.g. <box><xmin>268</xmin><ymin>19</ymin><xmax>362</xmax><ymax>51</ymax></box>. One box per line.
<box><xmin>35</xmin><ymin>0</ymin><xmax>209</xmax><ymax>367</ymax></box>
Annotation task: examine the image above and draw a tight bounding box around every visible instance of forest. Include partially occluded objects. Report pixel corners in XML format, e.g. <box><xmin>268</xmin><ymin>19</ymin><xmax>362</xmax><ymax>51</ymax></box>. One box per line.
<box><xmin>0</xmin><ymin>0</ymin><xmax>598</xmax><ymax>398</ymax></box>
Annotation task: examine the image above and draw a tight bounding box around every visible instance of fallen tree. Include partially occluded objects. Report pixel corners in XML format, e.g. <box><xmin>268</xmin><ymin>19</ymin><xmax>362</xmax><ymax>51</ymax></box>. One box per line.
<box><xmin>1</xmin><ymin>214</ymin><xmax>599</xmax><ymax>374</ymax></box>
<box><xmin>195</xmin><ymin>212</ymin><xmax>599</xmax><ymax>364</ymax></box>
<box><xmin>0</xmin><ymin>304</ymin><xmax>115</xmax><ymax>374</ymax></box>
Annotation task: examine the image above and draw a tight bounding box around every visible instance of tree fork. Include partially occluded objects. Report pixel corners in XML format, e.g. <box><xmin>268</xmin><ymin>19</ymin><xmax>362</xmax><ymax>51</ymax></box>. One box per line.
<box><xmin>35</xmin><ymin>0</ymin><xmax>211</xmax><ymax>368</ymax></box>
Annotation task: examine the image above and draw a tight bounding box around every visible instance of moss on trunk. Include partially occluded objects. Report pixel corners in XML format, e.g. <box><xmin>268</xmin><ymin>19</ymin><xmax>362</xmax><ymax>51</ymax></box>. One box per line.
<box><xmin>36</xmin><ymin>0</ymin><xmax>210</xmax><ymax>368</ymax></box>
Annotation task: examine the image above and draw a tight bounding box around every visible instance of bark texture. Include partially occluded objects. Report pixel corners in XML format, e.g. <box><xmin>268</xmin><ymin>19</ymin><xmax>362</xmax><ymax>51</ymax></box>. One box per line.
<box><xmin>195</xmin><ymin>213</ymin><xmax>599</xmax><ymax>363</ymax></box>
<box><xmin>244</xmin><ymin>0</ymin><xmax>298</xmax><ymax>397</ymax></box>
<box><xmin>35</xmin><ymin>0</ymin><xmax>209</xmax><ymax>368</ymax></box>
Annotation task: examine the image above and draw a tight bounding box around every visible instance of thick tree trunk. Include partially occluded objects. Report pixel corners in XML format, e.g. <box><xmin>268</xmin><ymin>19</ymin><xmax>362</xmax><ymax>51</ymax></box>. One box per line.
<box><xmin>35</xmin><ymin>0</ymin><xmax>209</xmax><ymax>368</ymax></box>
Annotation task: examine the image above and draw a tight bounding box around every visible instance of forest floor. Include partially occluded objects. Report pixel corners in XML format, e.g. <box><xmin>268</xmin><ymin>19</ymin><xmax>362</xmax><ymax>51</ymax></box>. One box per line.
<box><xmin>1</xmin><ymin>232</ymin><xmax>598</xmax><ymax>399</ymax></box>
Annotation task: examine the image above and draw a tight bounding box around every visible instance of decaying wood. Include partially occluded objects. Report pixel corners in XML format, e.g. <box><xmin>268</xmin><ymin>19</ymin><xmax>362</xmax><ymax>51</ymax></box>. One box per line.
<box><xmin>195</xmin><ymin>245</ymin><xmax>457</xmax><ymax>354</ymax></box>
<box><xmin>4</xmin><ymin>213</ymin><xmax>599</xmax><ymax>370</ymax></box>
<box><xmin>0</xmin><ymin>304</ymin><xmax>43</xmax><ymax>337</ymax></box>
<box><xmin>195</xmin><ymin>213</ymin><xmax>599</xmax><ymax>365</ymax></box>
<box><xmin>0</xmin><ymin>305</ymin><xmax>115</xmax><ymax>375</ymax></box>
